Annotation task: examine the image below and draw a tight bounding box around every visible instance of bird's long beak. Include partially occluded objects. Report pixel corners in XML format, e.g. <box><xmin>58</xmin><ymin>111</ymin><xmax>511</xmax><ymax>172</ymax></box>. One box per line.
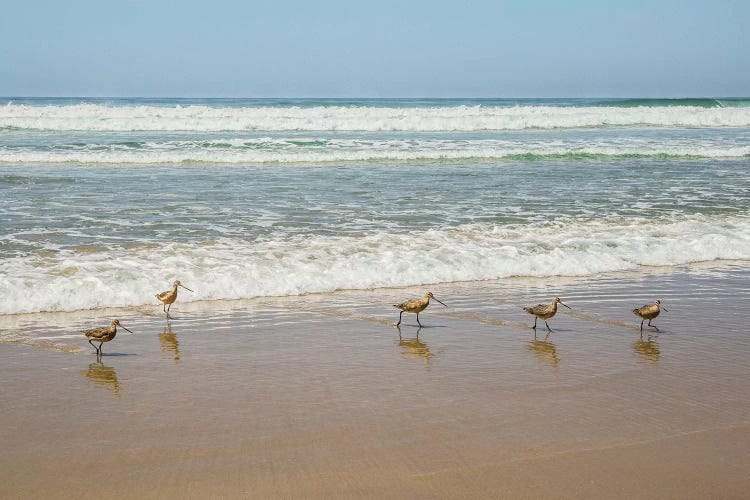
<box><xmin>434</xmin><ymin>297</ymin><xmax>447</xmax><ymax>307</ymax></box>
<box><xmin>180</xmin><ymin>284</ymin><xmax>194</xmax><ymax>292</ymax></box>
<box><xmin>661</xmin><ymin>306</ymin><xmax>668</xmax><ymax>312</ymax></box>
<box><xmin>120</xmin><ymin>325</ymin><xmax>133</xmax><ymax>333</ymax></box>
<box><xmin>560</xmin><ymin>302</ymin><xmax>571</xmax><ymax>309</ymax></box>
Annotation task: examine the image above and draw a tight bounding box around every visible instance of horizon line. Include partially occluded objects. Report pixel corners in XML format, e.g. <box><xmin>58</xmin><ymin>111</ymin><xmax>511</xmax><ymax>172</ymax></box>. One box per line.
<box><xmin>3</xmin><ymin>95</ymin><xmax>748</xmax><ymax>100</ymax></box>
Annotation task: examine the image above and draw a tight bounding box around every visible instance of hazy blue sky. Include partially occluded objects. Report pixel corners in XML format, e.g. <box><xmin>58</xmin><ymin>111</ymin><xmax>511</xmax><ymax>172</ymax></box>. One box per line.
<box><xmin>1</xmin><ymin>0</ymin><xmax>748</xmax><ymax>97</ymax></box>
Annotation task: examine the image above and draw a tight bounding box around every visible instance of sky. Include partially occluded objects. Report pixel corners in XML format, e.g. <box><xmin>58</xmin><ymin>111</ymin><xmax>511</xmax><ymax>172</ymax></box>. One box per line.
<box><xmin>1</xmin><ymin>0</ymin><xmax>748</xmax><ymax>97</ymax></box>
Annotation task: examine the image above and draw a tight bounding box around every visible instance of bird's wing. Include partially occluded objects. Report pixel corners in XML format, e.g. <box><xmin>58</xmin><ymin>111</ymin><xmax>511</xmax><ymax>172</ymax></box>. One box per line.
<box><xmin>397</xmin><ymin>298</ymin><xmax>422</xmax><ymax>310</ymax></box>
<box><xmin>83</xmin><ymin>327</ymin><xmax>105</xmax><ymax>339</ymax></box>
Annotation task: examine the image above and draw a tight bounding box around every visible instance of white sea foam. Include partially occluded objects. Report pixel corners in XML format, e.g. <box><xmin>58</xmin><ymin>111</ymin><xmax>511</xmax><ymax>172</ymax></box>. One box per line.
<box><xmin>1</xmin><ymin>137</ymin><xmax>748</xmax><ymax>164</ymax></box>
<box><xmin>1</xmin><ymin>215</ymin><xmax>749</xmax><ymax>314</ymax></box>
<box><xmin>3</xmin><ymin>103</ymin><xmax>750</xmax><ymax>131</ymax></box>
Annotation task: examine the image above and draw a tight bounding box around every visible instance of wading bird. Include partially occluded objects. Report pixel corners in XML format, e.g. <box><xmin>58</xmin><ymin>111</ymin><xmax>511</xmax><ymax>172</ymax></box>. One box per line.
<box><xmin>393</xmin><ymin>291</ymin><xmax>447</xmax><ymax>327</ymax></box>
<box><xmin>523</xmin><ymin>297</ymin><xmax>571</xmax><ymax>331</ymax></box>
<box><xmin>156</xmin><ymin>280</ymin><xmax>193</xmax><ymax>318</ymax></box>
<box><xmin>82</xmin><ymin>319</ymin><xmax>132</xmax><ymax>355</ymax></box>
<box><xmin>633</xmin><ymin>299</ymin><xmax>667</xmax><ymax>331</ymax></box>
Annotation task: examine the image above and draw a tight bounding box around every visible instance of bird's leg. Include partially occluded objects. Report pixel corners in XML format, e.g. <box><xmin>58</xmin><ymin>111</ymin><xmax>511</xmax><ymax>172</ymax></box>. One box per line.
<box><xmin>640</xmin><ymin>319</ymin><xmax>645</xmax><ymax>331</ymax></box>
<box><xmin>532</xmin><ymin>317</ymin><xmax>537</xmax><ymax>329</ymax></box>
<box><xmin>99</xmin><ymin>342</ymin><xmax>104</xmax><ymax>355</ymax></box>
<box><xmin>88</xmin><ymin>339</ymin><xmax>98</xmax><ymax>353</ymax></box>
<box><xmin>545</xmin><ymin>321</ymin><xmax>552</xmax><ymax>332</ymax></box>
<box><xmin>648</xmin><ymin>320</ymin><xmax>660</xmax><ymax>332</ymax></box>
<box><xmin>396</xmin><ymin>311</ymin><xmax>403</xmax><ymax>326</ymax></box>
<box><xmin>416</xmin><ymin>312</ymin><xmax>423</xmax><ymax>327</ymax></box>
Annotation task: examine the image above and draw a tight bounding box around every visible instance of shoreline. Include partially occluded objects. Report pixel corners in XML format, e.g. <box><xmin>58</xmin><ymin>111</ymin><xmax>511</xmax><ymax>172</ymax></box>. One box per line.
<box><xmin>1</xmin><ymin>257</ymin><xmax>747</xmax><ymax>322</ymax></box>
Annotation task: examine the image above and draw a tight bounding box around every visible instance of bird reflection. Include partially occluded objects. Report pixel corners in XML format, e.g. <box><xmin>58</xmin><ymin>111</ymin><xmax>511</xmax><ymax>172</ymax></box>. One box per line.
<box><xmin>82</xmin><ymin>358</ymin><xmax>121</xmax><ymax>395</ymax></box>
<box><xmin>634</xmin><ymin>335</ymin><xmax>660</xmax><ymax>362</ymax></box>
<box><xmin>159</xmin><ymin>323</ymin><xmax>180</xmax><ymax>362</ymax></box>
<box><xmin>396</xmin><ymin>326</ymin><xmax>433</xmax><ymax>364</ymax></box>
<box><xmin>527</xmin><ymin>330</ymin><xmax>559</xmax><ymax>367</ymax></box>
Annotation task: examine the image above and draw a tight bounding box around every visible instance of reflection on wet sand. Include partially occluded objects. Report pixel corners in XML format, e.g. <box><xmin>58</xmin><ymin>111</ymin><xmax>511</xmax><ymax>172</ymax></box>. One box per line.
<box><xmin>82</xmin><ymin>359</ymin><xmax>120</xmax><ymax>395</ymax></box>
<box><xmin>396</xmin><ymin>327</ymin><xmax>432</xmax><ymax>364</ymax></box>
<box><xmin>159</xmin><ymin>324</ymin><xmax>180</xmax><ymax>362</ymax></box>
<box><xmin>527</xmin><ymin>331</ymin><xmax>559</xmax><ymax>367</ymax></box>
<box><xmin>634</xmin><ymin>336</ymin><xmax>661</xmax><ymax>362</ymax></box>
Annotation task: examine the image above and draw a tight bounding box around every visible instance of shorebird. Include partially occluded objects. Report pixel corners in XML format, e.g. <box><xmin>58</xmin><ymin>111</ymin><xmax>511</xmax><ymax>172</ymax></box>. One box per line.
<box><xmin>81</xmin><ymin>319</ymin><xmax>132</xmax><ymax>355</ymax></box>
<box><xmin>393</xmin><ymin>291</ymin><xmax>447</xmax><ymax>327</ymax></box>
<box><xmin>155</xmin><ymin>280</ymin><xmax>193</xmax><ymax>318</ymax></box>
<box><xmin>523</xmin><ymin>297</ymin><xmax>571</xmax><ymax>331</ymax></box>
<box><xmin>633</xmin><ymin>299</ymin><xmax>667</xmax><ymax>331</ymax></box>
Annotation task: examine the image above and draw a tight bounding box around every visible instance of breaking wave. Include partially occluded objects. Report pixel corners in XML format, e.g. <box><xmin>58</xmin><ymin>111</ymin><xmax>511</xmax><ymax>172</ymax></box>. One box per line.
<box><xmin>1</xmin><ymin>214</ymin><xmax>749</xmax><ymax>314</ymax></box>
<box><xmin>2</xmin><ymin>137</ymin><xmax>748</xmax><ymax>164</ymax></box>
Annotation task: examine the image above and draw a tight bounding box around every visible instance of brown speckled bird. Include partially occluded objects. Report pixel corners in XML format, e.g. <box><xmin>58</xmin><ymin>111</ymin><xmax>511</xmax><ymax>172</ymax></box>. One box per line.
<box><xmin>523</xmin><ymin>297</ymin><xmax>571</xmax><ymax>331</ymax></box>
<box><xmin>633</xmin><ymin>299</ymin><xmax>667</xmax><ymax>331</ymax></box>
<box><xmin>393</xmin><ymin>291</ymin><xmax>447</xmax><ymax>327</ymax></box>
<box><xmin>155</xmin><ymin>280</ymin><xmax>193</xmax><ymax>318</ymax></box>
<box><xmin>82</xmin><ymin>319</ymin><xmax>132</xmax><ymax>355</ymax></box>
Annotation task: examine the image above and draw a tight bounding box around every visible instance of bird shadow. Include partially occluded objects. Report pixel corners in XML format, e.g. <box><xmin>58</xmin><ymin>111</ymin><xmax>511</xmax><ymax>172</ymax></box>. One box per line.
<box><xmin>164</xmin><ymin>315</ymin><xmax>189</xmax><ymax>321</ymax></box>
<box><xmin>97</xmin><ymin>352</ymin><xmax>137</xmax><ymax>357</ymax></box>
<box><xmin>394</xmin><ymin>324</ymin><xmax>445</xmax><ymax>329</ymax></box>
<box><xmin>530</xmin><ymin>327</ymin><xmax>574</xmax><ymax>333</ymax></box>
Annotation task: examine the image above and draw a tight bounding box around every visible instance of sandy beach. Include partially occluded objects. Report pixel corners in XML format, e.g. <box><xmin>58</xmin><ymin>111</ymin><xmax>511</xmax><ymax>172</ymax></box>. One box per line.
<box><xmin>1</xmin><ymin>261</ymin><xmax>749</xmax><ymax>498</ymax></box>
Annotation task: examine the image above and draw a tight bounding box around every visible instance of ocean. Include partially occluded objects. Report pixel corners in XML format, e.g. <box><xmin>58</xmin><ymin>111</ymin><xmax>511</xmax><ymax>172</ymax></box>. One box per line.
<box><xmin>1</xmin><ymin>97</ymin><xmax>749</xmax><ymax>315</ymax></box>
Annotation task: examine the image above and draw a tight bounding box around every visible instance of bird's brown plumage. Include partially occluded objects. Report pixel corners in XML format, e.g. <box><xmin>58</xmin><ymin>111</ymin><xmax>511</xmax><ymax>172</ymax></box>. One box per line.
<box><xmin>633</xmin><ymin>301</ymin><xmax>662</xmax><ymax>320</ymax></box>
<box><xmin>523</xmin><ymin>297</ymin><xmax>570</xmax><ymax>331</ymax></box>
<box><xmin>393</xmin><ymin>291</ymin><xmax>446</xmax><ymax>327</ymax></box>
<box><xmin>156</xmin><ymin>280</ymin><xmax>193</xmax><ymax>317</ymax></box>
<box><xmin>633</xmin><ymin>300</ymin><xmax>666</xmax><ymax>331</ymax></box>
<box><xmin>81</xmin><ymin>319</ymin><xmax>131</xmax><ymax>354</ymax></box>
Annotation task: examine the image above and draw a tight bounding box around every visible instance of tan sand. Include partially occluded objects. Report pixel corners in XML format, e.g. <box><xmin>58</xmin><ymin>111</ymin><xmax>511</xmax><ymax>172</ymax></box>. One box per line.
<box><xmin>1</xmin><ymin>261</ymin><xmax>750</xmax><ymax>498</ymax></box>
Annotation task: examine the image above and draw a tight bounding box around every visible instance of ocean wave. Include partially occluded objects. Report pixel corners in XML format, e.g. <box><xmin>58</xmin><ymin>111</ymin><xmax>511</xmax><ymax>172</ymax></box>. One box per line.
<box><xmin>2</xmin><ymin>137</ymin><xmax>748</xmax><ymax>164</ymax></box>
<box><xmin>1</xmin><ymin>215</ymin><xmax>749</xmax><ymax>315</ymax></box>
<box><xmin>3</xmin><ymin>103</ymin><xmax>750</xmax><ymax>131</ymax></box>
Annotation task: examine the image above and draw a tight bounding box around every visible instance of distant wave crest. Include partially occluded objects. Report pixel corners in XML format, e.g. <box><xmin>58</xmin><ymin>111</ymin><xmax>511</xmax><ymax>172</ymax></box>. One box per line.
<box><xmin>2</xmin><ymin>137</ymin><xmax>748</xmax><ymax>164</ymax></box>
<box><xmin>3</xmin><ymin>103</ymin><xmax>750</xmax><ymax>131</ymax></box>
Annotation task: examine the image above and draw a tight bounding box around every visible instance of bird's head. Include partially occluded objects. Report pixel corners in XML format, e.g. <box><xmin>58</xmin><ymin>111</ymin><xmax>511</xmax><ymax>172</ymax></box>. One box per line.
<box><xmin>555</xmin><ymin>297</ymin><xmax>571</xmax><ymax>309</ymax></box>
<box><xmin>174</xmin><ymin>280</ymin><xmax>194</xmax><ymax>292</ymax></box>
<box><xmin>112</xmin><ymin>319</ymin><xmax>133</xmax><ymax>333</ymax></box>
<box><xmin>426</xmin><ymin>292</ymin><xmax>447</xmax><ymax>307</ymax></box>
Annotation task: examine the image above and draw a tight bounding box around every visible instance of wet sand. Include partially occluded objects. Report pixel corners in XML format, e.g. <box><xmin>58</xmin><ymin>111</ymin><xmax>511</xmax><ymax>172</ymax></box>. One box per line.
<box><xmin>1</xmin><ymin>262</ymin><xmax>750</xmax><ymax>499</ymax></box>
